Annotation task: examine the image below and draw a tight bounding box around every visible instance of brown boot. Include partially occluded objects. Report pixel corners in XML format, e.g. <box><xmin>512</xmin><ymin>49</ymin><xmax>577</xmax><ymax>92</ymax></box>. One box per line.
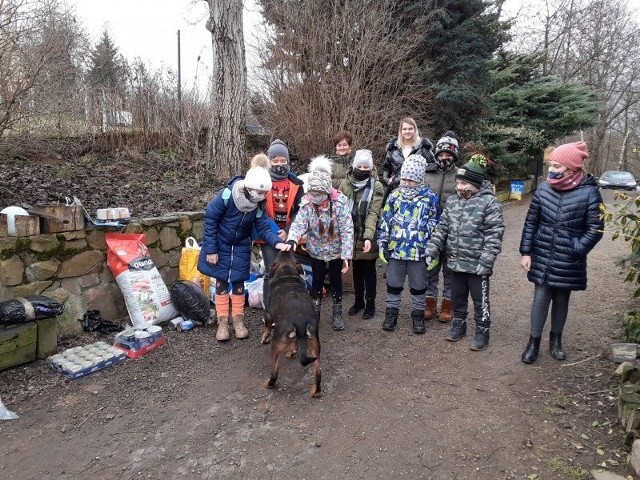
<box><xmin>438</xmin><ymin>298</ymin><xmax>452</xmax><ymax>323</ymax></box>
<box><xmin>424</xmin><ymin>296</ymin><xmax>437</xmax><ymax>320</ymax></box>
<box><xmin>231</xmin><ymin>294</ymin><xmax>248</xmax><ymax>339</ymax></box>
<box><xmin>216</xmin><ymin>315</ymin><xmax>230</xmax><ymax>341</ymax></box>
<box><xmin>232</xmin><ymin>315</ymin><xmax>249</xmax><ymax>339</ymax></box>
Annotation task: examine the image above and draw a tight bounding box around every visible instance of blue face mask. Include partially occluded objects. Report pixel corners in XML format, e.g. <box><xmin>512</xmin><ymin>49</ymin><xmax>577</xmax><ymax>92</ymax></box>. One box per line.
<box><xmin>548</xmin><ymin>171</ymin><xmax>565</xmax><ymax>180</ymax></box>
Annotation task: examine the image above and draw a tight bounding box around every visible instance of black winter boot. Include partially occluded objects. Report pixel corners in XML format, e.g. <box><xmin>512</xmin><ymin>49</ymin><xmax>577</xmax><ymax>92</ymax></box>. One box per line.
<box><xmin>362</xmin><ymin>297</ymin><xmax>376</xmax><ymax>320</ymax></box>
<box><xmin>382</xmin><ymin>308</ymin><xmax>399</xmax><ymax>331</ymax></box>
<box><xmin>470</xmin><ymin>324</ymin><xmax>490</xmax><ymax>351</ymax></box>
<box><xmin>521</xmin><ymin>335</ymin><xmax>541</xmax><ymax>364</ymax></box>
<box><xmin>445</xmin><ymin>318</ymin><xmax>466</xmax><ymax>342</ymax></box>
<box><xmin>331</xmin><ymin>302</ymin><xmax>345</xmax><ymax>331</ymax></box>
<box><xmin>549</xmin><ymin>332</ymin><xmax>567</xmax><ymax>360</ymax></box>
<box><xmin>411</xmin><ymin>309</ymin><xmax>426</xmax><ymax>334</ymax></box>
<box><xmin>348</xmin><ymin>296</ymin><xmax>365</xmax><ymax>316</ymax></box>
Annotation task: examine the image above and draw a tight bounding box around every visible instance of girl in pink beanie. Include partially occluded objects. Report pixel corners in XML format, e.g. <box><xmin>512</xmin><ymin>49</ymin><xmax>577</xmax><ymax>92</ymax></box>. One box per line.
<box><xmin>518</xmin><ymin>141</ymin><xmax>603</xmax><ymax>364</ymax></box>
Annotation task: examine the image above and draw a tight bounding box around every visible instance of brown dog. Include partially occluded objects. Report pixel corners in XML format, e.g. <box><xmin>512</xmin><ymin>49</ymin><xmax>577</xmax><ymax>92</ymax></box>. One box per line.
<box><xmin>261</xmin><ymin>250</ymin><xmax>321</xmax><ymax>397</ymax></box>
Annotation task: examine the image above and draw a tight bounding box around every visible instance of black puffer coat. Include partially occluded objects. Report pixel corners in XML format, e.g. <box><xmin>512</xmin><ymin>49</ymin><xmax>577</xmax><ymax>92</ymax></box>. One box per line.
<box><xmin>381</xmin><ymin>137</ymin><xmax>436</xmax><ymax>193</ymax></box>
<box><xmin>519</xmin><ymin>175</ymin><xmax>603</xmax><ymax>290</ymax></box>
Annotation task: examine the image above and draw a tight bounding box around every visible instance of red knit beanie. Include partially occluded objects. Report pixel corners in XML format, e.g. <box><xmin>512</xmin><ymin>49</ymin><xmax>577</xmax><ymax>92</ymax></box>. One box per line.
<box><xmin>550</xmin><ymin>141</ymin><xmax>589</xmax><ymax>171</ymax></box>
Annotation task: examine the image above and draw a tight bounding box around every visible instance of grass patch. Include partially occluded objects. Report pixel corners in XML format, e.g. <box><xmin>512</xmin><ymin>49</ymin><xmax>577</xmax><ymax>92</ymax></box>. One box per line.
<box><xmin>548</xmin><ymin>458</ymin><xmax>589</xmax><ymax>479</ymax></box>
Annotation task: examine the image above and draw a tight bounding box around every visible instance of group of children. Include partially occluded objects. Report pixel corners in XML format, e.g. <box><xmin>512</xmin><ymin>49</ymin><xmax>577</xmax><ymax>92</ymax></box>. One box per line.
<box><xmin>198</xmin><ymin>119</ymin><xmax>601</xmax><ymax>363</ymax></box>
<box><xmin>196</xmin><ymin>121</ymin><xmax>509</xmax><ymax>353</ymax></box>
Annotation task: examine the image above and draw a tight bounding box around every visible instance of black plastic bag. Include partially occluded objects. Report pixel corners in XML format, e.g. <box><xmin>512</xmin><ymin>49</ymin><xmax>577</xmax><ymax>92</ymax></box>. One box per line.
<box><xmin>169</xmin><ymin>281</ymin><xmax>210</xmax><ymax>325</ymax></box>
<box><xmin>79</xmin><ymin>310</ymin><xmax>122</xmax><ymax>334</ymax></box>
<box><xmin>0</xmin><ymin>296</ymin><xmax>64</xmax><ymax>325</ymax></box>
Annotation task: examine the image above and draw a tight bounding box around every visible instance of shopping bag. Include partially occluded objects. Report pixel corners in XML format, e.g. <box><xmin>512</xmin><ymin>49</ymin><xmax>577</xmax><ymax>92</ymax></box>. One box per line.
<box><xmin>178</xmin><ymin>237</ymin><xmax>211</xmax><ymax>295</ymax></box>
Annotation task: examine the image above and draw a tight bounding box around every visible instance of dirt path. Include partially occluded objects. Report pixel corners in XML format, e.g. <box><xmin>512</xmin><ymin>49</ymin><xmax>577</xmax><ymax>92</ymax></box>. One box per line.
<box><xmin>0</xmin><ymin>190</ymin><xmax>636</xmax><ymax>480</ymax></box>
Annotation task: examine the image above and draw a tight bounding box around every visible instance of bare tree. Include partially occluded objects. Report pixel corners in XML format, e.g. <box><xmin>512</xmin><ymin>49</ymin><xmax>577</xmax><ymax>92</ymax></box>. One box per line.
<box><xmin>203</xmin><ymin>0</ymin><xmax>247</xmax><ymax>177</ymax></box>
<box><xmin>0</xmin><ymin>0</ymin><xmax>83</xmax><ymax>138</ymax></box>
<box><xmin>252</xmin><ymin>0</ymin><xmax>433</xmax><ymax>164</ymax></box>
<box><xmin>505</xmin><ymin>0</ymin><xmax>640</xmax><ymax>174</ymax></box>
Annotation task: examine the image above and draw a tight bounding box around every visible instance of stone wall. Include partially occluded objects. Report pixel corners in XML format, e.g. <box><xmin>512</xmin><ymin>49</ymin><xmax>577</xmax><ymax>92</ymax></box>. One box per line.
<box><xmin>0</xmin><ymin>212</ymin><xmax>203</xmax><ymax>338</ymax></box>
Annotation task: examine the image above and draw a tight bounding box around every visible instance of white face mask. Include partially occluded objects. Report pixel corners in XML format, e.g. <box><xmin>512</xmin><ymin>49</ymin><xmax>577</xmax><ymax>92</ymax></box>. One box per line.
<box><xmin>310</xmin><ymin>193</ymin><xmax>328</xmax><ymax>205</ymax></box>
<box><xmin>247</xmin><ymin>190</ymin><xmax>267</xmax><ymax>203</ymax></box>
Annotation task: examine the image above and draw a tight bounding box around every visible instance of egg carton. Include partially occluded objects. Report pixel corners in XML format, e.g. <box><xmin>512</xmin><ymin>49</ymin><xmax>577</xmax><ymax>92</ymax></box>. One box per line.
<box><xmin>48</xmin><ymin>341</ymin><xmax>127</xmax><ymax>380</ymax></box>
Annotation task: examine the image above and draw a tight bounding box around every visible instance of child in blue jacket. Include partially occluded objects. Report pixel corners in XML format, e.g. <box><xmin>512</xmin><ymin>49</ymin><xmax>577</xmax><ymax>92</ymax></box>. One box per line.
<box><xmin>198</xmin><ymin>154</ymin><xmax>290</xmax><ymax>342</ymax></box>
<box><xmin>377</xmin><ymin>154</ymin><xmax>438</xmax><ymax>334</ymax></box>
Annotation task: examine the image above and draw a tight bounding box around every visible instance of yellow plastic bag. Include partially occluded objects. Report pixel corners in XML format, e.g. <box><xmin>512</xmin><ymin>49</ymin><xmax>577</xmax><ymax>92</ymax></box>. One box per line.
<box><xmin>178</xmin><ymin>237</ymin><xmax>211</xmax><ymax>295</ymax></box>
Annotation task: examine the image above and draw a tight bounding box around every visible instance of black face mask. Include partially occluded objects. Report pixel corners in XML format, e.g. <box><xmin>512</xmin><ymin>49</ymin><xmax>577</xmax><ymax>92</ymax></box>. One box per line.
<box><xmin>270</xmin><ymin>164</ymin><xmax>290</xmax><ymax>179</ymax></box>
<box><xmin>352</xmin><ymin>169</ymin><xmax>371</xmax><ymax>181</ymax></box>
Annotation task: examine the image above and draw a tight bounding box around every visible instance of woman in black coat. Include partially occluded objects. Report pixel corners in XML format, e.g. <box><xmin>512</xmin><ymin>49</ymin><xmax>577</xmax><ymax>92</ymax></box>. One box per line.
<box><xmin>519</xmin><ymin>141</ymin><xmax>604</xmax><ymax>364</ymax></box>
<box><xmin>382</xmin><ymin>117</ymin><xmax>435</xmax><ymax>196</ymax></box>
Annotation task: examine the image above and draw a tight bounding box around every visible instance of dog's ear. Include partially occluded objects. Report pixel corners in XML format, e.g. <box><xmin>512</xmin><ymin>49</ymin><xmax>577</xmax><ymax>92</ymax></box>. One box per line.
<box><xmin>295</xmin><ymin>262</ymin><xmax>304</xmax><ymax>276</ymax></box>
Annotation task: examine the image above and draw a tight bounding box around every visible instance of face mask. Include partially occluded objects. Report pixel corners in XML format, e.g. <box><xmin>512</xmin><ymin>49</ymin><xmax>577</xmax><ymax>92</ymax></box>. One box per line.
<box><xmin>246</xmin><ymin>190</ymin><xmax>266</xmax><ymax>203</ymax></box>
<box><xmin>399</xmin><ymin>185</ymin><xmax>420</xmax><ymax>199</ymax></box>
<box><xmin>436</xmin><ymin>155</ymin><xmax>455</xmax><ymax>169</ymax></box>
<box><xmin>352</xmin><ymin>169</ymin><xmax>370</xmax><ymax>181</ymax></box>
<box><xmin>456</xmin><ymin>186</ymin><xmax>474</xmax><ymax>199</ymax></box>
<box><xmin>270</xmin><ymin>164</ymin><xmax>290</xmax><ymax>179</ymax></box>
<box><xmin>547</xmin><ymin>171</ymin><xmax>565</xmax><ymax>180</ymax></box>
<box><xmin>310</xmin><ymin>193</ymin><xmax>328</xmax><ymax>205</ymax></box>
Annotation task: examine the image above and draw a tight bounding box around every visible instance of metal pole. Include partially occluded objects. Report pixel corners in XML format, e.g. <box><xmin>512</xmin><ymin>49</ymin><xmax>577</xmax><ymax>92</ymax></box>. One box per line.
<box><xmin>177</xmin><ymin>29</ymin><xmax>182</xmax><ymax>123</ymax></box>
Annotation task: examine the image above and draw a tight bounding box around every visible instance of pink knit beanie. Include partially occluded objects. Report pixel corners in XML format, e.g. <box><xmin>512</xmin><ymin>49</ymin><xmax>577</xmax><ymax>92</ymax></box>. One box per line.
<box><xmin>550</xmin><ymin>141</ymin><xmax>589</xmax><ymax>171</ymax></box>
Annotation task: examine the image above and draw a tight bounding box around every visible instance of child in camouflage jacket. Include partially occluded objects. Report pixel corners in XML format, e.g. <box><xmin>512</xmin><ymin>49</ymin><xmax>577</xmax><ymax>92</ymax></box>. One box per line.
<box><xmin>424</xmin><ymin>154</ymin><xmax>504</xmax><ymax>351</ymax></box>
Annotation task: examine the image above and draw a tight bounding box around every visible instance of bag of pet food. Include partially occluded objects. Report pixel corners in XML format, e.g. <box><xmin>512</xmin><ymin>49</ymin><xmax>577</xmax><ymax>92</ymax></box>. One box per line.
<box><xmin>106</xmin><ymin>233</ymin><xmax>178</xmax><ymax>328</ymax></box>
<box><xmin>178</xmin><ymin>237</ymin><xmax>211</xmax><ymax>295</ymax></box>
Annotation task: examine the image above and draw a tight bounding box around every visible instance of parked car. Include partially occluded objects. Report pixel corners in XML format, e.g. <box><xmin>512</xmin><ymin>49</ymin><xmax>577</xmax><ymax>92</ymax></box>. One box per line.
<box><xmin>597</xmin><ymin>170</ymin><xmax>637</xmax><ymax>190</ymax></box>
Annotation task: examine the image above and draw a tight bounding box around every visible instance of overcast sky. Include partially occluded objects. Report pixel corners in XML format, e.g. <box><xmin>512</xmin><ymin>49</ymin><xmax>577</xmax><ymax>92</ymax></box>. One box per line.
<box><xmin>70</xmin><ymin>0</ymin><xmax>263</xmax><ymax>94</ymax></box>
<box><xmin>70</xmin><ymin>0</ymin><xmax>640</xmax><ymax>95</ymax></box>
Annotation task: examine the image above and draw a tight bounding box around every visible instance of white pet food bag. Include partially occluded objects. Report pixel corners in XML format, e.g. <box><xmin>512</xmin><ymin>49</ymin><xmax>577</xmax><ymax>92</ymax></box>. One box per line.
<box><xmin>106</xmin><ymin>233</ymin><xmax>178</xmax><ymax>328</ymax></box>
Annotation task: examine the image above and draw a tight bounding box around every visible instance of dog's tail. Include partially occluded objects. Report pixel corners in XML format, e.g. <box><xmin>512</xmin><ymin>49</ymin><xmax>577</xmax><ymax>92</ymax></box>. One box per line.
<box><xmin>296</xmin><ymin>326</ymin><xmax>317</xmax><ymax>367</ymax></box>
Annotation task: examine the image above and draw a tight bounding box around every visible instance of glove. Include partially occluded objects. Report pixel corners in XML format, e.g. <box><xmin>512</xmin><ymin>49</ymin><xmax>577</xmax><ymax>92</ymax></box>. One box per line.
<box><xmin>475</xmin><ymin>264</ymin><xmax>491</xmax><ymax>276</ymax></box>
<box><xmin>286</xmin><ymin>239</ymin><xmax>297</xmax><ymax>249</ymax></box>
<box><xmin>425</xmin><ymin>257</ymin><xmax>439</xmax><ymax>271</ymax></box>
<box><xmin>378</xmin><ymin>248</ymin><xmax>390</xmax><ymax>264</ymax></box>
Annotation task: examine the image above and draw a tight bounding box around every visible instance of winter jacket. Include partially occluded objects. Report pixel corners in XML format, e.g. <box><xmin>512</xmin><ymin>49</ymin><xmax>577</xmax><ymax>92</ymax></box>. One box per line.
<box><xmin>197</xmin><ymin>177</ymin><xmax>282</xmax><ymax>283</ymax></box>
<box><xmin>329</xmin><ymin>151</ymin><xmax>356</xmax><ymax>188</ymax></box>
<box><xmin>337</xmin><ymin>169</ymin><xmax>385</xmax><ymax>261</ymax></box>
<box><xmin>377</xmin><ymin>186</ymin><xmax>438</xmax><ymax>262</ymax></box>
<box><xmin>382</xmin><ymin>137</ymin><xmax>436</xmax><ymax>193</ymax></box>
<box><xmin>426</xmin><ymin>181</ymin><xmax>504</xmax><ymax>274</ymax></box>
<box><xmin>253</xmin><ymin>173</ymin><xmax>304</xmax><ymax>246</ymax></box>
<box><xmin>287</xmin><ymin>188</ymin><xmax>354</xmax><ymax>262</ymax></box>
<box><xmin>519</xmin><ymin>175</ymin><xmax>603</xmax><ymax>290</ymax></box>
<box><xmin>425</xmin><ymin>164</ymin><xmax>458</xmax><ymax>217</ymax></box>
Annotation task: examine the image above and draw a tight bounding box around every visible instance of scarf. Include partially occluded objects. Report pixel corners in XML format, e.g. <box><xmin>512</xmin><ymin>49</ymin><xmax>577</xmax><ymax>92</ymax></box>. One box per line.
<box><xmin>547</xmin><ymin>171</ymin><xmax>585</xmax><ymax>191</ymax></box>
<box><xmin>231</xmin><ymin>180</ymin><xmax>259</xmax><ymax>213</ymax></box>
<box><xmin>399</xmin><ymin>185</ymin><xmax>420</xmax><ymax>199</ymax></box>
<box><xmin>346</xmin><ymin>175</ymin><xmax>374</xmax><ymax>241</ymax></box>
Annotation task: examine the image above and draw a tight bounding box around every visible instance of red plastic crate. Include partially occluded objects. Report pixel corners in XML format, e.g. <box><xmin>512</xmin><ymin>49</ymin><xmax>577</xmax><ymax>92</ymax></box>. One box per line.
<box><xmin>114</xmin><ymin>336</ymin><xmax>166</xmax><ymax>359</ymax></box>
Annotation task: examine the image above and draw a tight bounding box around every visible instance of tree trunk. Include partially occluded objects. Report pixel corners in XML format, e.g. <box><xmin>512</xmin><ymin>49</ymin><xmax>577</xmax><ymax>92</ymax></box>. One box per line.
<box><xmin>205</xmin><ymin>0</ymin><xmax>247</xmax><ymax>178</ymax></box>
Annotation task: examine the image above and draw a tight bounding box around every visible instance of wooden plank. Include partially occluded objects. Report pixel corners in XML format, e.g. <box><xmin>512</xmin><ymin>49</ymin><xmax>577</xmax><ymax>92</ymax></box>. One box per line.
<box><xmin>36</xmin><ymin>319</ymin><xmax>58</xmax><ymax>359</ymax></box>
<box><xmin>0</xmin><ymin>322</ymin><xmax>37</xmax><ymax>370</ymax></box>
<box><xmin>38</xmin><ymin>205</ymin><xmax>85</xmax><ymax>233</ymax></box>
<box><xmin>14</xmin><ymin>215</ymin><xmax>40</xmax><ymax>237</ymax></box>
<box><xmin>0</xmin><ymin>214</ymin><xmax>8</xmax><ymax>237</ymax></box>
